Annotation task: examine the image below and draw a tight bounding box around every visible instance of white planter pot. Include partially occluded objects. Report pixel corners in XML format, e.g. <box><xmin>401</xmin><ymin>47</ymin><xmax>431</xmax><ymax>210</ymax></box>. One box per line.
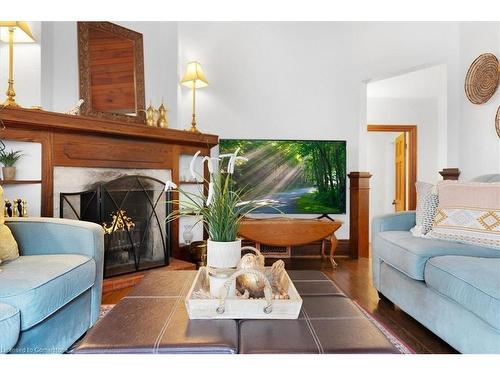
<box><xmin>206</xmin><ymin>239</ymin><xmax>242</xmax><ymax>269</ymax></box>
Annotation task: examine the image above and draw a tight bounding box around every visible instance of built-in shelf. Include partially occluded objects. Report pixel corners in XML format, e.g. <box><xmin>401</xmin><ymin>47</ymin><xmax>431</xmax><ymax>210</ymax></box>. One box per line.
<box><xmin>0</xmin><ymin>180</ymin><xmax>42</xmax><ymax>185</ymax></box>
<box><xmin>179</xmin><ymin>181</ymin><xmax>204</xmax><ymax>185</ymax></box>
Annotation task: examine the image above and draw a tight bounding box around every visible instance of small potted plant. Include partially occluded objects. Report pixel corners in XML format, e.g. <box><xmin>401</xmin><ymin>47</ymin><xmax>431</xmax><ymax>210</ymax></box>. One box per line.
<box><xmin>0</xmin><ymin>149</ymin><xmax>24</xmax><ymax>181</ymax></box>
<box><xmin>167</xmin><ymin>149</ymin><xmax>273</xmax><ymax>297</ymax></box>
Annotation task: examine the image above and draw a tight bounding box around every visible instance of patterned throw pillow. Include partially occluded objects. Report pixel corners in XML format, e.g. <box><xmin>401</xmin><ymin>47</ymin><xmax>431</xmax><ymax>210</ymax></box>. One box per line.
<box><xmin>410</xmin><ymin>182</ymin><xmax>439</xmax><ymax>237</ymax></box>
<box><xmin>428</xmin><ymin>181</ymin><xmax>500</xmax><ymax>249</ymax></box>
<box><xmin>0</xmin><ymin>185</ymin><xmax>20</xmax><ymax>262</ymax></box>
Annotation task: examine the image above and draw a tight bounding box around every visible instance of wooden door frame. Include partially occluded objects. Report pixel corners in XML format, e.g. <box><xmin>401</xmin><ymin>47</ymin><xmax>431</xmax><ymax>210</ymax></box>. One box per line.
<box><xmin>367</xmin><ymin>124</ymin><xmax>417</xmax><ymax>210</ymax></box>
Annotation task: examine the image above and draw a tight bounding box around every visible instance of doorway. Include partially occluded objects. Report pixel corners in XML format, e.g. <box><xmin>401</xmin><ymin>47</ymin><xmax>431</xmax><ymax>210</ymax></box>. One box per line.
<box><xmin>367</xmin><ymin>124</ymin><xmax>417</xmax><ymax>211</ymax></box>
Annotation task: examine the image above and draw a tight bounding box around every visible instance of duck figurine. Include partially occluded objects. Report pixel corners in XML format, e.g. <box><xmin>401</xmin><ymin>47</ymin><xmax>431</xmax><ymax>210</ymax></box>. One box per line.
<box><xmin>236</xmin><ymin>247</ymin><xmax>266</xmax><ymax>298</ymax></box>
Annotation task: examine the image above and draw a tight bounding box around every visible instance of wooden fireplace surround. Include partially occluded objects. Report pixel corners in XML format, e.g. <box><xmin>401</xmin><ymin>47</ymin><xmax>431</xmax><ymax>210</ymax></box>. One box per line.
<box><xmin>0</xmin><ymin>107</ymin><xmax>218</xmax><ymax>256</ymax></box>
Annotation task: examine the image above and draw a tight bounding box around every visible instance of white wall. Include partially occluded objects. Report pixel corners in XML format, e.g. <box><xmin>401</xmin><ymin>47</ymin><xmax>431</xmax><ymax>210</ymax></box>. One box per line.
<box><xmin>367</xmin><ymin>64</ymin><xmax>448</xmax><ymax>172</ymax></box>
<box><xmin>367</xmin><ymin>64</ymin><xmax>447</xmax><ymax>99</ymax></box>
<box><xmin>367</xmin><ymin>132</ymin><xmax>397</xmax><ymax>235</ymax></box>
<box><xmin>458</xmin><ymin>22</ymin><xmax>500</xmax><ymax>180</ymax></box>
<box><xmin>0</xmin><ymin>22</ymin><xmax>41</xmax><ymax>108</ymax></box>
<box><xmin>41</xmin><ymin>21</ymin><xmax>178</xmax><ymax>126</ymax></box>
<box><xmin>177</xmin><ymin>22</ymin><xmax>466</xmax><ymax>238</ymax></box>
<box><xmin>367</xmin><ymin>97</ymin><xmax>442</xmax><ymax>184</ymax></box>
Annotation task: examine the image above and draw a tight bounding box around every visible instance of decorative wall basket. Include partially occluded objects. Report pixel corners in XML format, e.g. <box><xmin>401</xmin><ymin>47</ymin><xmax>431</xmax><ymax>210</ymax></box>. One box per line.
<box><xmin>496</xmin><ymin>106</ymin><xmax>500</xmax><ymax>138</ymax></box>
<box><xmin>464</xmin><ymin>53</ymin><xmax>499</xmax><ymax>104</ymax></box>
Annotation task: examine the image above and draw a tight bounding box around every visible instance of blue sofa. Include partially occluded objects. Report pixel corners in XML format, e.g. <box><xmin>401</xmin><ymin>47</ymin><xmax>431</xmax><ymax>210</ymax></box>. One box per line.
<box><xmin>0</xmin><ymin>218</ymin><xmax>104</xmax><ymax>354</ymax></box>
<box><xmin>372</xmin><ymin>175</ymin><xmax>500</xmax><ymax>353</ymax></box>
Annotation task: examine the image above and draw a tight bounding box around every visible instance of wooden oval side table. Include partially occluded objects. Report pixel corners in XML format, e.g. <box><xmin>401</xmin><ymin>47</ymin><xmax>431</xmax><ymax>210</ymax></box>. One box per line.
<box><xmin>238</xmin><ymin>217</ymin><xmax>343</xmax><ymax>268</ymax></box>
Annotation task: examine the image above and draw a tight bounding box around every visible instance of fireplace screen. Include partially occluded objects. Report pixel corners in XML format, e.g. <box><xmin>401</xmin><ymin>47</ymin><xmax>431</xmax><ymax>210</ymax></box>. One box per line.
<box><xmin>60</xmin><ymin>175</ymin><xmax>171</xmax><ymax>278</ymax></box>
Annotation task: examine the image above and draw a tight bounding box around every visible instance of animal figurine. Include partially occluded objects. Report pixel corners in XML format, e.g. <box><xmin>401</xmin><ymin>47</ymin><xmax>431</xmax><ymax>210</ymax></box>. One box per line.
<box><xmin>157</xmin><ymin>101</ymin><xmax>169</xmax><ymax>128</ymax></box>
<box><xmin>236</xmin><ymin>247</ymin><xmax>266</xmax><ymax>298</ymax></box>
<box><xmin>144</xmin><ymin>102</ymin><xmax>159</xmax><ymax>127</ymax></box>
<box><xmin>265</xmin><ymin>259</ymin><xmax>289</xmax><ymax>297</ymax></box>
<box><xmin>66</xmin><ymin>99</ymin><xmax>84</xmax><ymax>115</ymax></box>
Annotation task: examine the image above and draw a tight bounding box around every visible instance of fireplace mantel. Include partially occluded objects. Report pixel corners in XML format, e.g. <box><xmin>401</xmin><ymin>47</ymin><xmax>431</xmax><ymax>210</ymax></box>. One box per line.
<box><xmin>1</xmin><ymin>108</ymin><xmax>216</xmax><ymax>256</ymax></box>
<box><xmin>0</xmin><ymin>108</ymin><xmax>218</xmax><ymax>147</ymax></box>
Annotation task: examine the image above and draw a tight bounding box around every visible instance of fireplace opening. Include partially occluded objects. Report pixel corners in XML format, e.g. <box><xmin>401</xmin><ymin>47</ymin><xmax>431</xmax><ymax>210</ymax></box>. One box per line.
<box><xmin>60</xmin><ymin>175</ymin><xmax>172</xmax><ymax>278</ymax></box>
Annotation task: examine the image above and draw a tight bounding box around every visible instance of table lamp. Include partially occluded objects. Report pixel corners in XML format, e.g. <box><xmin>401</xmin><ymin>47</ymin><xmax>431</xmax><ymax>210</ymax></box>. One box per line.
<box><xmin>180</xmin><ymin>61</ymin><xmax>208</xmax><ymax>133</ymax></box>
<box><xmin>0</xmin><ymin>21</ymin><xmax>36</xmax><ymax>108</ymax></box>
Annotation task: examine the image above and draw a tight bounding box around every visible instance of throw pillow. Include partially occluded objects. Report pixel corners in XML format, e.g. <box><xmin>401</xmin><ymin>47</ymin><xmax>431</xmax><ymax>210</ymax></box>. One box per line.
<box><xmin>0</xmin><ymin>185</ymin><xmax>20</xmax><ymax>262</ymax></box>
<box><xmin>428</xmin><ymin>181</ymin><xmax>500</xmax><ymax>249</ymax></box>
<box><xmin>410</xmin><ymin>181</ymin><xmax>439</xmax><ymax>237</ymax></box>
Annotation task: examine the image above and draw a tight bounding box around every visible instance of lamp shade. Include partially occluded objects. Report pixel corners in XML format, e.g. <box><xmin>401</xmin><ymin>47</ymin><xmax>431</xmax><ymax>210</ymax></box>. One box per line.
<box><xmin>180</xmin><ymin>61</ymin><xmax>208</xmax><ymax>89</ymax></box>
<box><xmin>0</xmin><ymin>21</ymin><xmax>35</xmax><ymax>43</ymax></box>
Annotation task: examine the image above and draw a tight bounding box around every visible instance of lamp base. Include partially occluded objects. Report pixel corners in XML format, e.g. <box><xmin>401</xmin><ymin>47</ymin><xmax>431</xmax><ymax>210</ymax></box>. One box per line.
<box><xmin>186</xmin><ymin>114</ymin><xmax>201</xmax><ymax>133</ymax></box>
<box><xmin>2</xmin><ymin>98</ymin><xmax>20</xmax><ymax>108</ymax></box>
<box><xmin>3</xmin><ymin>80</ymin><xmax>20</xmax><ymax>108</ymax></box>
<box><xmin>186</xmin><ymin>124</ymin><xmax>201</xmax><ymax>134</ymax></box>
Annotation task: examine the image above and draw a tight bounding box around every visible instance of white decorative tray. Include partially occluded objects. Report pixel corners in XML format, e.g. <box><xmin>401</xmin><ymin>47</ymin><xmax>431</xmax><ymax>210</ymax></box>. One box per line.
<box><xmin>185</xmin><ymin>266</ymin><xmax>302</xmax><ymax>320</ymax></box>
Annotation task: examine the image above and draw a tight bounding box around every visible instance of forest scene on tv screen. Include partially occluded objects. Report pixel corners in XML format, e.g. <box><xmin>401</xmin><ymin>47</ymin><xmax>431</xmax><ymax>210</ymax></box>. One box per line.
<box><xmin>219</xmin><ymin>140</ymin><xmax>347</xmax><ymax>214</ymax></box>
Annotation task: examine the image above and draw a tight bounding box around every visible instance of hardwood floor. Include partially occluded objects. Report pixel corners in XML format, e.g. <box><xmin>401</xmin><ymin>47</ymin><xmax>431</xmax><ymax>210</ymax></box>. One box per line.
<box><xmin>102</xmin><ymin>256</ymin><xmax>457</xmax><ymax>354</ymax></box>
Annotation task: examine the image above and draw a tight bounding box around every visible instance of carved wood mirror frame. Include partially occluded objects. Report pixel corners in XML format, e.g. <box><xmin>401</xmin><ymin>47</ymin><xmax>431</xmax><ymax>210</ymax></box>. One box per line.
<box><xmin>77</xmin><ymin>21</ymin><xmax>146</xmax><ymax>123</ymax></box>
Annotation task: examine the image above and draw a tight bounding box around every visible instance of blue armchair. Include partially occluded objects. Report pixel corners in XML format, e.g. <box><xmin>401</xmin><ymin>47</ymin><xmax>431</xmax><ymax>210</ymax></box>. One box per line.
<box><xmin>0</xmin><ymin>218</ymin><xmax>104</xmax><ymax>354</ymax></box>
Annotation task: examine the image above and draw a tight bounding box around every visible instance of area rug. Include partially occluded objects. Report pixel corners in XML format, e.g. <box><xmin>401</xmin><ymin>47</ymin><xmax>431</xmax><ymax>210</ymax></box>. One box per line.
<box><xmin>99</xmin><ymin>304</ymin><xmax>115</xmax><ymax>320</ymax></box>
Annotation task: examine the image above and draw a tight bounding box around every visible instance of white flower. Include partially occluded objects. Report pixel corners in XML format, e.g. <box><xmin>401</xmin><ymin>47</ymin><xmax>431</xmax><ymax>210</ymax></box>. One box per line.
<box><xmin>206</xmin><ymin>182</ymin><xmax>214</xmax><ymax>206</ymax></box>
<box><xmin>164</xmin><ymin>181</ymin><xmax>178</xmax><ymax>191</ymax></box>
<box><xmin>218</xmin><ymin>148</ymin><xmax>248</xmax><ymax>173</ymax></box>
<box><xmin>227</xmin><ymin>157</ymin><xmax>244</xmax><ymax>174</ymax></box>
<box><xmin>189</xmin><ymin>150</ymin><xmax>201</xmax><ymax>180</ymax></box>
<box><xmin>227</xmin><ymin>148</ymin><xmax>240</xmax><ymax>174</ymax></box>
<box><xmin>202</xmin><ymin>156</ymin><xmax>218</xmax><ymax>175</ymax></box>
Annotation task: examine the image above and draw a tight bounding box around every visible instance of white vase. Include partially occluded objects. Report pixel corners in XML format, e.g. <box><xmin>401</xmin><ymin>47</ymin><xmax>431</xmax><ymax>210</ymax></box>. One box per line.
<box><xmin>182</xmin><ymin>225</ymin><xmax>194</xmax><ymax>244</ymax></box>
<box><xmin>206</xmin><ymin>239</ymin><xmax>242</xmax><ymax>269</ymax></box>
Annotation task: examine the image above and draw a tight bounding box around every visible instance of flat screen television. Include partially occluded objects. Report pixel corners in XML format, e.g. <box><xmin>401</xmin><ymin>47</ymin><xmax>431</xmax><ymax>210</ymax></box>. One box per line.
<box><xmin>219</xmin><ymin>139</ymin><xmax>347</xmax><ymax>214</ymax></box>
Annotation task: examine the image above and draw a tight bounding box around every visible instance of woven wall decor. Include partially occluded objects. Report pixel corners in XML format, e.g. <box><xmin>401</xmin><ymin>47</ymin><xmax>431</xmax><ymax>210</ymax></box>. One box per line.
<box><xmin>464</xmin><ymin>53</ymin><xmax>499</xmax><ymax>105</ymax></box>
<box><xmin>496</xmin><ymin>106</ymin><xmax>500</xmax><ymax>138</ymax></box>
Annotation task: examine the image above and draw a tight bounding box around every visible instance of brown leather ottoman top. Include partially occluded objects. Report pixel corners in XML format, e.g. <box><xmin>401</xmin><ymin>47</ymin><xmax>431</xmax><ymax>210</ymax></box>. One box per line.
<box><xmin>74</xmin><ymin>269</ymin><xmax>401</xmax><ymax>354</ymax></box>
<box><xmin>239</xmin><ymin>271</ymin><xmax>400</xmax><ymax>354</ymax></box>
<box><xmin>74</xmin><ymin>270</ymin><xmax>239</xmax><ymax>354</ymax></box>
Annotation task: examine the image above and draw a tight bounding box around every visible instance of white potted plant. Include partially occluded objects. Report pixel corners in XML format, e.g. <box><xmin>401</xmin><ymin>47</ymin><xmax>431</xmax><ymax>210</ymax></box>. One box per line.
<box><xmin>167</xmin><ymin>148</ymin><xmax>270</xmax><ymax>297</ymax></box>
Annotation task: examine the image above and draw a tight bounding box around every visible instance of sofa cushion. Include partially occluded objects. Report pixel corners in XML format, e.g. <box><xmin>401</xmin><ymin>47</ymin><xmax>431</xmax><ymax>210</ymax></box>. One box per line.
<box><xmin>373</xmin><ymin>231</ymin><xmax>500</xmax><ymax>280</ymax></box>
<box><xmin>0</xmin><ymin>303</ymin><xmax>20</xmax><ymax>353</ymax></box>
<box><xmin>425</xmin><ymin>256</ymin><xmax>500</xmax><ymax>330</ymax></box>
<box><xmin>0</xmin><ymin>254</ymin><xmax>95</xmax><ymax>330</ymax></box>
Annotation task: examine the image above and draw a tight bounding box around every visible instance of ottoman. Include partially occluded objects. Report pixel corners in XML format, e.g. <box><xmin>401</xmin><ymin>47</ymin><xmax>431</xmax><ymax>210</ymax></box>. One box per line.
<box><xmin>239</xmin><ymin>271</ymin><xmax>400</xmax><ymax>354</ymax></box>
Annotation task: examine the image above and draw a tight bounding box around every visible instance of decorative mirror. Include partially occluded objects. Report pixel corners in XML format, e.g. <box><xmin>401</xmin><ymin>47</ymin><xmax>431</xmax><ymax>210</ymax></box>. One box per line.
<box><xmin>77</xmin><ymin>22</ymin><xmax>145</xmax><ymax>123</ymax></box>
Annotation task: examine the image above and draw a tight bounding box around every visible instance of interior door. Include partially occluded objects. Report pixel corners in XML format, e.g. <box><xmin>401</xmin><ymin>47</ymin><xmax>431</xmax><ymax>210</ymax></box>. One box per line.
<box><xmin>393</xmin><ymin>132</ymin><xmax>406</xmax><ymax>212</ymax></box>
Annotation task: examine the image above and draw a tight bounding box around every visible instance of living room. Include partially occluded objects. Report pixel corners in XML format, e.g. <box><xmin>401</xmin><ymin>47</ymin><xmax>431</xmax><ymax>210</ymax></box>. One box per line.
<box><xmin>1</xmin><ymin>1</ymin><xmax>499</xmax><ymax>372</ymax></box>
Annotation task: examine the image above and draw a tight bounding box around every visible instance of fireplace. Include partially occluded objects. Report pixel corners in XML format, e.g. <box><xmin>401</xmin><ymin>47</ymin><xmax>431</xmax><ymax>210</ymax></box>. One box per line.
<box><xmin>60</xmin><ymin>175</ymin><xmax>172</xmax><ymax>278</ymax></box>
